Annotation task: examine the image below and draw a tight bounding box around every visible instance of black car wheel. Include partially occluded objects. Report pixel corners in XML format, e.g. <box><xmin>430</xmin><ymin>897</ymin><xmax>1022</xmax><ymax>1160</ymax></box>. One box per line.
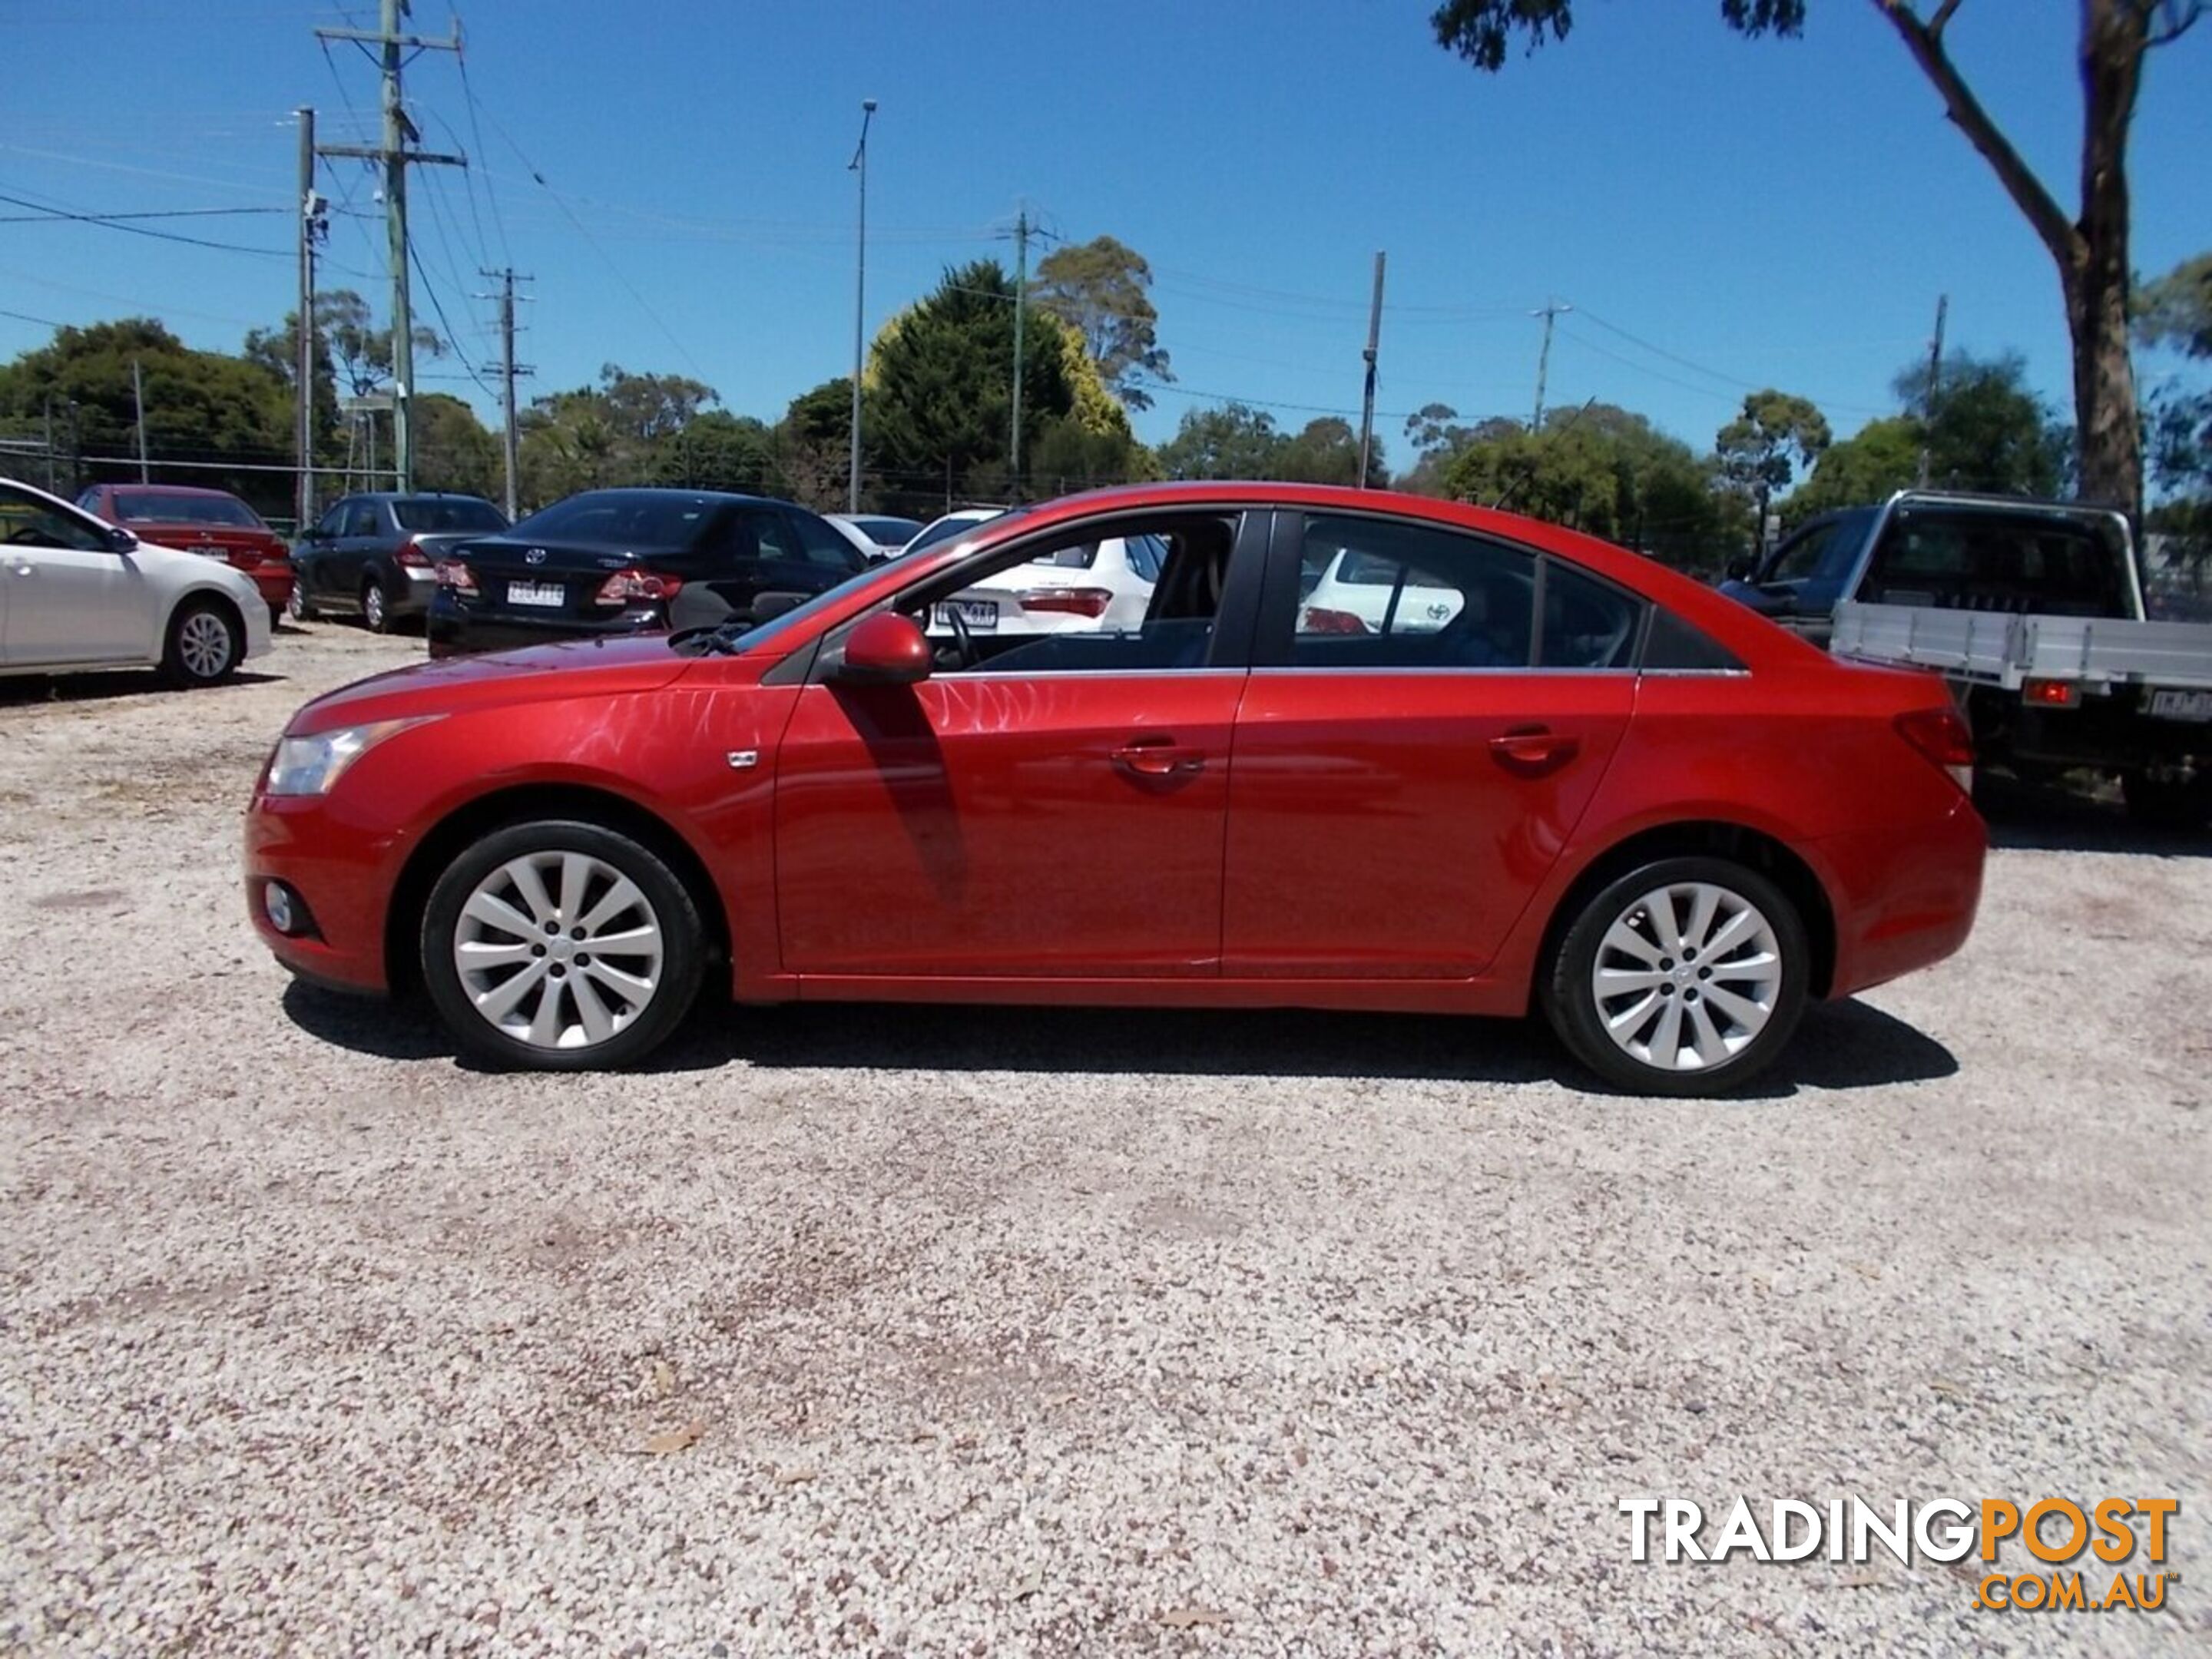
<box><xmin>363</xmin><ymin>576</ymin><xmax>393</xmax><ymax>634</ymax></box>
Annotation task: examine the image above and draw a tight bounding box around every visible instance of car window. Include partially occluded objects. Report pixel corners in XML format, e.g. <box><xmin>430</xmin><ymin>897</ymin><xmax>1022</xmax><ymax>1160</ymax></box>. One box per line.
<box><xmin>343</xmin><ymin>501</ymin><xmax>382</xmax><ymax>538</ymax></box>
<box><xmin>393</xmin><ymin>497</ymin><xmax>505</xmax><ymax>533</ymax></box>
<box><xmin>0</xmin><ymin>486</ymin><xmax>112</xmax><ymax>552</ymax></box>
<box><xmin>1764</xmin><ymin>512</ymin><xmax>1869</xmax><ymax>585</ymax></box>
<box><xmin>111</xmin><ymin>491</ymin><xmax>263</xmax><ymax>527</ymax></box>
<box><xmin>906</xmin><ymin>512</ymin><xmax>998</xmax><ymax>554</ymax></box>
<box><xmin>785</xmin><ymin>509</ymin><xmax>869</xmax><ymax>571</ymax></box>
<box><xmin>1538</xmin><ymin>558</ymin><xmax>1644</xmax><ymax>669</ymax></box>
<box><xmin>1123</xmin><ymin>534</ymin><xmax>1166</xmax><ymax>584</ymax></box>
<box><xmin>313</xmin><ymin>502</ymin><xmax>348</xmax><ymax>538</ymax></box>
<box><xmin>1864</xmin><ymin>511</ymin><xmax>2132</xmax><ymax>618</ymax></box>
<box><xmin>1293</xmin><ymin>514</ymin><xmax>1535</xmax><ymax>668</ymax></box>
<box><xmin>900</xmin><ymin>513</ymin><xmax>1239</xmax><ymax>676</ymax></box>
<box><xmin>516</xmin><ymin>492</ymin><xmax>721</xmax><ymax>548</ymax></box>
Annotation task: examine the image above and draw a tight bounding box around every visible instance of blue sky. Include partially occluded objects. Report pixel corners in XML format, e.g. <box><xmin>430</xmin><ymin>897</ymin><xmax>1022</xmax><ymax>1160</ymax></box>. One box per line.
<box><xmin>4</xmin><ymin>1</ymin><xmax>2207</xmax><ymax>469</ymax></box>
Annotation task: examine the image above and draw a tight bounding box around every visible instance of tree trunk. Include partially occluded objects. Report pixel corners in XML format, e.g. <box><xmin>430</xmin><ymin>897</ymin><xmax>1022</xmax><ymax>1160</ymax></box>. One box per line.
<box><xmin>2069</xmin><ymin>0</ymin><xmax>2146</xmax><ymax>516</ymax></box>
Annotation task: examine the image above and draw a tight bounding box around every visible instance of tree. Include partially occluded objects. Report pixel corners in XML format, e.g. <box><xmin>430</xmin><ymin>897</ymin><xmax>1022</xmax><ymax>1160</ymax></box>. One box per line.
<box><xmin>655</xmin><ymin>410</ymin><xmax>775</xmax><ymax>495</ymax></box>
<box><xmin>1785</xmin><ymin>416</ymin><xmax>1924</xmax><ymax>521</ymax></box>
<box><xmin>1892</xmin><ymin>349</ymin><xmax>2070</xmax><ymax>495</ymax></box>
<box><xmin>0</xmin><ymin>318</ymin><xmax>292</xmax><ymax>512</ymax></box>
<box><xmin>1426</xmin><ymin>0</ymin><xmax>2210</xmax><ymax>515</ymax></box>
<box><xmin>1157</xmin><ymin>403</ymin><xmax>1288</xmax><ymax>478</ymax></box>
<box><xmin>1717</xmin><ymin>390</ymin><xmax>1831</xmax><ymax>495</ymax></box>
<box><xmin>771</xmin><ymin>377</ymin><xmax>857</xmax><ymax>511</ymax></box>
<box><xmin>1031</xmin><ymin>235</ymin><xmax>1174</xmax><ymax>409</ymax></box>
<box><xmin>1277</xmin><ymin>416</ymin><xmax>1386</xmax><ymax>486</ymax></box>
<box><xmin>2134</xmin><ymin>250</ymin><xmax>2212</xmax><ymax>502</ymax></box>
<box><xmin>413</xmin><ymin>392</ymin><xmax>501</xmax><ymax>498</ymax></box>
<box><xmin>867</xmin><ymin>260</ymin><xmax>1077</xmax><ymax>508</ymax></box>
<box><xmin>1396</xmin><ymin>405</ymin><xmax>1522</xmax><ymax>495</ymax></box>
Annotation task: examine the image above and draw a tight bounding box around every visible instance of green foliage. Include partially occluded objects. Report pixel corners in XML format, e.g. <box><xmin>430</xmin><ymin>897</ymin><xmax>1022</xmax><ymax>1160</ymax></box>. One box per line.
<box><xmin>1892</xmin><ymin>350</ymin><xmax>2069</xmax><ymax>496</ymax></box>
<box><xmin>1031</xmin><ymin>235</ymin><xmax>1173</xmax><ymax>410</ymax></box>
<box><xmin>2134</xmin><ymin>251</ymin><xmax>2212</xmax><ymax>359</ymax></box>
<box><xmin>1277</xmin><ymin>416</ymin><xmax>1386</xmax><ymax>487</ymax></box>
<box><xmin>1783</xmin><ymin>416</ymin><xmax>1921</xmax><ymax>523</ymax></box>
<box><xmin>0</xmin><ymin>317</ymin><xmax>293</xmax><ymax>512</ymax></box>
<box><xmin>866</xmin><ymin>260</ymin><xmax>1077</xmax><ymax>507</ymax></box>
<box><xmin>1715</xmin><ymin>389</ymin><xmax>1832</xmax><ymax>499</ymax></box>
<box><xmin>2135</xmin><ymin>250</ymin><xmax>2212</xmax><ymax>503</ymax></box>
<box><xmin>654</xmin><ymin>410</ymin><xmax>774</xmax><ymax>495</ymax></box>
<box><xmin>515</xmin><ymin>363</ymin><xmax>723</xmax><ymax>508</ymax></box>
<box><xmin>1157</xmin><ymin>403</ymin><xmax>1286</xmax><ymax>479</ymax></box>
<box><xmin>413</xmin><ymin>392</ymin><xmax>501</xmax><ymax>498</ymax></box>
<box><xmin>1429</xmin><ymin>1</ymin><xmax>1803</xmax><ymax>71</ymax></box>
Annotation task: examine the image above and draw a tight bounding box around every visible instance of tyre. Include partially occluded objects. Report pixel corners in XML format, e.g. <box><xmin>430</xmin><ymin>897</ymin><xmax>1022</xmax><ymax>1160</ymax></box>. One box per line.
<box><xmin>1541</xmin><ymin>855</ymin><xmax>1810</xmax><ymax>1097</ymax></box>
<box><xmin>363</xmin><ymin>575</ymin><xmax>393</xmax><ymax>634</ymax></box>
<box><xmin>419</xmin><ymin>820</ymin><xmax>706</xmax><ymax>1071</ymax></box>
<box><xmin>2121</xmin><ymin>768</ymin><xmax>2211</xmax><ymax>830</ymax></box>
<box><xmin>288</xmin><ymin>576</ymin><xmax>316</xmax><ymax>622</ymax></box>
<box><xmin>159</xmin><ymin>598</ymin><xmax>243</xmax><ymax>688</ymax></box>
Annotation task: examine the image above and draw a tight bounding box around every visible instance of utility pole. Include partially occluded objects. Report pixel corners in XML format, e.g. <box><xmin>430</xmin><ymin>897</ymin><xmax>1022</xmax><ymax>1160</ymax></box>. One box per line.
<box><xmin>1009</xmin><ymin>208</ymin><xmax>1029</xmax><ymax>502</ymax></box>
<box><xmin>1356</xmin><ymin>250</ymin><xmax>1386</xmax><ymax>488</ymax></box>
<box><xmin>316</xmin><ymin>0</ymin><xmax>462</xmax><ymax>494</ymax></box>
<box><xmin>131</xmin><ymin>359</ymin><xmax>149</xmax><ymax>482</ymax></box>
<box><xmin>1917</xmin><ymin>293</ymin><xmax>1949</xmax><ymax>488</ymax></box>
<box><xmin>295</xmin><ymin>106</ymin><xmax>323</xmax><ymax>530</ymax></box>
<box><xmin>478</xmin><ymin>267</ymin><xmax>533</xmax><ymax>521</ymax></box>
<box><xmin>847</xmin><ymin>99</ymin><xmax>876</xmax><ymax>515</ymax></box>
<box><xmin>1532</xmin><ymin>298</ymin><xmax>1571</xmax><ymax>430</ymax></box>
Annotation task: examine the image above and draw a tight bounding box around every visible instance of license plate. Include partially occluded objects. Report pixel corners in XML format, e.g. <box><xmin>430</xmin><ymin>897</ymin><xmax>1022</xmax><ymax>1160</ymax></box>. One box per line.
<box><xmin>2149</xmin><ymin>687</ymin><xmax>2212</xmax><ymax>723</ymax></box>
<box><xmin>507</xmin><ymin>581</ymin><xmax>565</xmax><ymax>608</ymax></box>
<box><xmin>934</xmin><ymin>599</ymin><xmax>998</xmax><ymax>631</ymax></box>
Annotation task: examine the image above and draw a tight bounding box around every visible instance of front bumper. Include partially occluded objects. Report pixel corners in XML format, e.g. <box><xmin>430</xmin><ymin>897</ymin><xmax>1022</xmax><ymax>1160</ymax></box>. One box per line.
<box><xmin>244</xmin><ymin>790</ymin><xmax>402</xmax><ymax>993</ymax></box>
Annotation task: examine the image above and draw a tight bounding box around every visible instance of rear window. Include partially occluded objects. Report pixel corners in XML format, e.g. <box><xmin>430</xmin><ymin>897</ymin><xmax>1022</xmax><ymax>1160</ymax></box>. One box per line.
<box><xmin>514</xmin><ymin>492</ymin><xmax>718</xmax><ymax>550</ymax></box>
<box><xmin>849</xmin><ymin>516</ymin><xmax>921</xmax><ymax>543</ymax></box>
<box><xmin>1864</xmin><ymin>511</ymin><xmax>2133</xmax><ymax>618</ymax></box>
<box><xmin>907</xmin><ymin>513</ymin><xmax>999</xmax><ymax>554</ymax></box>
<box><xmin>393</xmin><ymin>497</ymin><xmax>506</xmax><ymax>533</ymax></box>
<box><xmin>113</xmin><ymin>492</ymin><xmax>262</xmax><ymax>528</ymax></box>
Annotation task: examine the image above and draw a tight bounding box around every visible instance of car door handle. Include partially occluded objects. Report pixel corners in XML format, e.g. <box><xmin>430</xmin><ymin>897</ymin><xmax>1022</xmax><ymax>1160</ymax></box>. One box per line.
<box><xmin>1111</xmin><ymin>738</ymin><xmax>1204</xmax><ymax>777</ymax></box>
<box><xmin>1488</xmin><ymin>726</ymin><xmax>1580</xmax><ymax>773</ymax></box>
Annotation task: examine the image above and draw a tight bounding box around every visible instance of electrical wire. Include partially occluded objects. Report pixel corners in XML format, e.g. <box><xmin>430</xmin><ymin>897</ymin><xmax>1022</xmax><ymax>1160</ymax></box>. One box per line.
<box><xmin>0</xmin><ymin>188</ymin><xmax>287</xmax><ymax>257</ymax></box>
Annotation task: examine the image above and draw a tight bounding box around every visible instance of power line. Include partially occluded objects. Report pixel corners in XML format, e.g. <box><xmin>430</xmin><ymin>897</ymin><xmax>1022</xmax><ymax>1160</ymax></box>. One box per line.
<box><xmin>0</xmin><ymin>205</ymin><xmax>286</xmax><ymax>224</ymax></box>
<box><xmin>452</xmin><ymin>42</ymin><xmax>513</xmax><ymax>269</ymax></box>
<box><xmin>0</xmin><ymin>188</ymin><xmax>288</xmax><ymax>256</ymax></box>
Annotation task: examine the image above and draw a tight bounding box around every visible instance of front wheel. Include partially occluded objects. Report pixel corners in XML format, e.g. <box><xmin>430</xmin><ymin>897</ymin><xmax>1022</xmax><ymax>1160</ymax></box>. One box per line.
<box><xmin>160</xmin><ymin>598</ymin><xmax>243</xmax><ymax>687</ymax></box>
<box><xmin>419</xmin><ymin>820</ymin><xmax>706</xmax><ymax>1070</ymax></box>
<box><xmin>1541</xmin><ymin>856</ymin><xmax>1810</xmax><ymax>1096</ymax></box>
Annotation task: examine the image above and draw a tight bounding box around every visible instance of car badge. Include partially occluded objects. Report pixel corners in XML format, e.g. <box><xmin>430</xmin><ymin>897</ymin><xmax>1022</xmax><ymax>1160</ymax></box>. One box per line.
<box><xmin>525</xmin><ymin>548</ymin><xmax>548</xmax><ymax>565</ymax></box>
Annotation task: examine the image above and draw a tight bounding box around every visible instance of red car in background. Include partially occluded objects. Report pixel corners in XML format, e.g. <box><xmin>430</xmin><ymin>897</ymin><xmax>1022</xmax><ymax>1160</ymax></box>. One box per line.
<box><xmin>78</xmin><ymin>482</ymin><xmax>292</xmax><ymax>622</ymax></box>
<box><xmin>243</xmin><ymin>482</ymin><xmax>1985</xmax><ymax>1096</ymax></box>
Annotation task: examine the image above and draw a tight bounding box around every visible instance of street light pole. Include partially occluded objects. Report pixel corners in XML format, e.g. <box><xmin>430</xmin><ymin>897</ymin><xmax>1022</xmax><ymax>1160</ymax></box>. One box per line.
<box><xmin>847</xmin><ymin>98</ymin><xmax>876</xmax><ymax>515</ymax></box>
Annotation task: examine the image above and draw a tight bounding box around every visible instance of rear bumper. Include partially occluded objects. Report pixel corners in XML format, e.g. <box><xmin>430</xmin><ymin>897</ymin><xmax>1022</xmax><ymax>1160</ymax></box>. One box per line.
<box><xmin>247</xmin><ymin>565</ymin><xmax>291</xmax><ymax>609</ymax></box>
<box><xmin>426</xmin><ymin>592</ymin><xmax>664</xmax><ymax>658</ymax></box>
<box><xmin>1818</xmin><ymin>792</ymin><xmax>1986</xmax><ymax>998</ymax></box>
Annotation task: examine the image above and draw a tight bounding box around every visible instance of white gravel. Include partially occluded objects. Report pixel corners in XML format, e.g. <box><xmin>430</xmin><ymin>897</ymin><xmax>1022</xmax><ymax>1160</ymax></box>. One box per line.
<box><xmin>0</xmin><ymin>624</ymin><xmax>2207</xmax><ymax>1656</ymax></box>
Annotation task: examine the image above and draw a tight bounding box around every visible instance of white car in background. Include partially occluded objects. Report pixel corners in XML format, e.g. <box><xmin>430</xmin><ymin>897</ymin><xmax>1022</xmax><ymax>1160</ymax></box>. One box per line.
<box><xmin>825</xmin><ymin>512</ymin><xmax>926</xmax><ymax>561</ymax></box>
<box><xmin>0</xmin><ymin>475</ymin><xmax>270</xmax><ymax>687</ymax></box>
<box><xmin>929</xmin><ymin>532</ymin><xmax>1164</xmax><ymax>639</ymax></box>
<box><xmin>901</xmin><ymin>506</ymin><xmax>1006</xmax><ymax>558</ymax></box>
<box><xmin>1300</xmin><ymin>544</ymin><xmax>1466</xmax><ymax>635</ymax></box>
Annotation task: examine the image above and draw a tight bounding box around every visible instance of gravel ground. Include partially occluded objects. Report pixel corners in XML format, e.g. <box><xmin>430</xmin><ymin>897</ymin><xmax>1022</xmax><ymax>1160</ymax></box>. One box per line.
<box><xmin>1</xmin><ymin>623</ymin><xmax>2207</xmax><ymax>1656</ymax></box>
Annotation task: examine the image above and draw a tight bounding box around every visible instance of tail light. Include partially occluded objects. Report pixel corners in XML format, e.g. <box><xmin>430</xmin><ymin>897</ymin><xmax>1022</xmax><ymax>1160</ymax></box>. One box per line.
<box><xmin>1301</xmin><ymin>606</ymin><xmax>1371</xmax><ymax>635</ymax></box>
<box><xmin>2022</xmin><ymin>677</ymin><xmax>2078</xmax><ymax>708</ymax></box>
<box><xmin>435</xmin><ymin>560</ymin><xmax>478</xmax><ymax>595</ymax></box>
<box><xmin>396</xmin><ymin>537</ymin><xmax>432</xmax><ymax>570</ymax></box>
<box><xmin>1895</xmin><ymin>706</ymin><xmax>1975</xmax><ymax>794</ymax></box>
<box><xmin>1015</xmin><ymin>585</ymin><xmax>1113</xmax><ymax>618</ymax></box>
<box><xmin>594</xmin><ymin>568</ymin><xmax>684</xmax><ymax>606</ymax></box>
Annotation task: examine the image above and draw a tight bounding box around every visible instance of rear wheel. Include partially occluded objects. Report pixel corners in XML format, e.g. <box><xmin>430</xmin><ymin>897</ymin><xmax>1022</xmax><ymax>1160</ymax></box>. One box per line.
<box><xmin>1541</xmin><ymin>856</ymin><xmax>1809</xmax><ymax>1096</ymax></box>
<box><xmin>287</xmin><ymin>575</ymin><xmax>316</xmax><ymax>621</ymax></box>
<box><xmin>362</xmin><ymin>575</ymin><xmax>393</xmax><ymax>634</ymax></box>
<box><xmin>159</xmin><ymin>598</ymin><xmax>243</xmax><ymax>688</ymax></box>
<box><xmin>419</xmin><ymin>820</ymin><xmax>705</xmax><ymax>1071</ymax></box>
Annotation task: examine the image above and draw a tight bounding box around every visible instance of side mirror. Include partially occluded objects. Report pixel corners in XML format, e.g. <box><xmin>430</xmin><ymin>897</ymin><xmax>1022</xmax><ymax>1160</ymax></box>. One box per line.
<box><xmin>1724</xmin><ymin>556</ymin><xmax>1754</xmax><ymax>582</ymax></box>
<box><xmin>750</xmin><ymin>589</ymin><xmax>810</xmax><ymax>624</ymax></box>
<box><xmin>833</xmin><ymin>611</ymin><xmax>932</xmax><ymax>686</ymax></box>
<box><xmin>106</xmin><ymin>526</ymin><xmax>139</xmax><ymax>555</ymax></box>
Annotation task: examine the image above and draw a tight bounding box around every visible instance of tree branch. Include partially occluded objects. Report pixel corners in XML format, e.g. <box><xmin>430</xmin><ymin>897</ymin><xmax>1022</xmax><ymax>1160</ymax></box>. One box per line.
<box><xmin>1873</xmin><ymin>1</ymin><xmax>2081</xmax><ymax>268</ymax></box>
<box><xmin>2147</xmin><ymin>0</ymin><xmax>2204</xmax><ymax>47</ymax></box>
<box><xmin>1929</xmin><ymin>0</ymin><xmax>1965</xmax><ymax>37</ymax></box>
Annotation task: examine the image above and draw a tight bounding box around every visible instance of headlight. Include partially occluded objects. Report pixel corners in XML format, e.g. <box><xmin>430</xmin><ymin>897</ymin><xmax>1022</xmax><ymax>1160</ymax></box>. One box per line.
<box><xmin>264</xmin><ymin>717</ymin><xmax>439</xmax><ymax>796</ymax></box>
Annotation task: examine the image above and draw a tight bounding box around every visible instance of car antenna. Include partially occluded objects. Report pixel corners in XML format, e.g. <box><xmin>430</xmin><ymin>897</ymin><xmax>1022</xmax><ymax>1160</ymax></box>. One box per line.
<box><xmin>1489</xmin><ymin>396</ymin><xmax>1599</xmax><ymax>515</ymax></box>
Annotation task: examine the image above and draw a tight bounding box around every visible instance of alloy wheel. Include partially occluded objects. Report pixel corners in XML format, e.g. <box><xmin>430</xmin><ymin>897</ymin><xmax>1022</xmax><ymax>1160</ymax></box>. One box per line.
<box><xmin>177</xmin><ymin>609</ymin><xmax>236</xmax><ymax>681</ymax></box>
<box><xmin>1588</xmin><ymin>880</ymin><xmax>1783</xmax><ymax>1073</ymax></box>
<box><xmin>363</xmin><ymin>581</ymin><xmax>387</xmax><ymax>632</ymax></box>
<box><xmin>451</xmin><ymin>849</ymin><xmax>667</xmax><ymax>1051</ymax></box>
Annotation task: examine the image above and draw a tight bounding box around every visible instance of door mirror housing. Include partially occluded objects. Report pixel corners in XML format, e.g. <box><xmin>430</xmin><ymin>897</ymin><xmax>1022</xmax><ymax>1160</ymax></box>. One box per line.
<box><xmin>105</xmin><ymin>525</ymin><xmax>139</xmax><ymax>555</ymax></box>
<box><xmin>833</xmin><ymin>611</ymin><xmax>932</xmax><ymax>686</ymax></box>
<box><xmin>1724</xmin><ymin>556</ymin><xmax>1755</xmax><ymax>582</ymax></box>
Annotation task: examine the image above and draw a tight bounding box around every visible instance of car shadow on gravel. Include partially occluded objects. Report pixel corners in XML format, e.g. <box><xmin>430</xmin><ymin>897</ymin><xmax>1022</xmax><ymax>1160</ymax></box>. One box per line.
<box><xmin>282</xmin><ymin>981</ymin><xmax>1956</xmax><ymax>1098</ymax></box>
<box><xmin>1975</xmin><ymin>772</ymin><xmax>2211</xmax><ymax>858</ymax></box>
<box><xmin>0</xmin><ymin>668</ymin><xmax>285</xmax><ymax>707</ymax></box>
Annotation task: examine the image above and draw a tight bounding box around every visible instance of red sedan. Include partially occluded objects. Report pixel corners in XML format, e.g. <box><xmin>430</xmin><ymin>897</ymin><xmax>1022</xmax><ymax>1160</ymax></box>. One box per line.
<box><xmin>243</xmin><ymin>483</ymin><xmax>1984</xmax><ymax>1095</ymax></box>
<box><xmin>79</xmin><ymin>483</ymin><xmax>293</xmax><ymax>621</ymax></box>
